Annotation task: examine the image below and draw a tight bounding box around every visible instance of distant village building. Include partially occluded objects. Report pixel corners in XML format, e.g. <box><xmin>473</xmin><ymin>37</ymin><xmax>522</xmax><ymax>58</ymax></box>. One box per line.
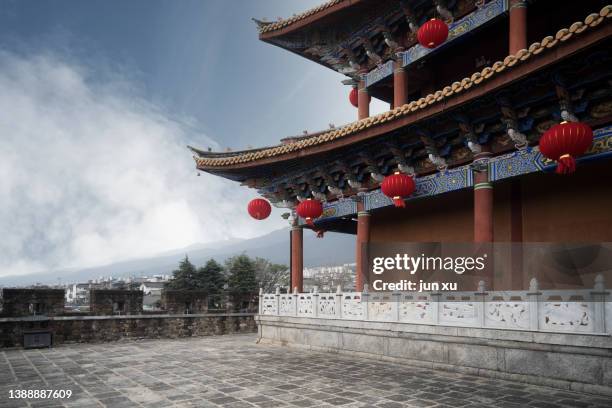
<box><xmin>65</xmin><ymin>283</ymin><xmax>89</xmax><ymax>305</ymax></box>
<box><xmin>140</xmin><ymin>282</ymin><xmax>165</xmax><ymax>310</ymax></box>
<box><xmin>303</xmin><ymin>263</ymin><xmax>355</xmax><ymax>292</ymax></box>
<box><xmin>139</xmin><ymin>281</ymin><xmax>165</xmax><ymax>296</ymax></box>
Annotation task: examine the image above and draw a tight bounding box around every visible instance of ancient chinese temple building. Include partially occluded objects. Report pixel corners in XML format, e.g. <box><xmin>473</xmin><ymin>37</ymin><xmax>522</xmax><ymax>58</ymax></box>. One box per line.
<box><xmin>192</xmin><ymin>0</ymin><xmax>612</xmax><ymax>292</ymax></box>
<box><xmin>191</xmin><ymin>0</ymin><xmax>612</xmax><ymax>393</ymax></box>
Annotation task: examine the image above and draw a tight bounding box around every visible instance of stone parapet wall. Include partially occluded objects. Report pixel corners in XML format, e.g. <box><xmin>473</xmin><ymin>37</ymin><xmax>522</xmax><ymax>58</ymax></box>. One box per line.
<box><xmin>257</xmin><ymin>315</ymin><xmax>612</xmax><ymax>397</ymax></box>
<box><xmin>0</xmin><ymin>289</ymin><xmax>65</xmax><ymax>317</ymax></box>
<box><xmin>90</xmin><ymin>289</ymin><xmax>144</xmax><ymax>315</ymax></box>
<box><xmin>0</xmin><ymin>313</ymin><xmax>256</xmax><ymax>348</ymax></box>
<box><xmin>162</xmin><ymin>290</ymin><xmax>209</xmax><ymax>314</ymax></box>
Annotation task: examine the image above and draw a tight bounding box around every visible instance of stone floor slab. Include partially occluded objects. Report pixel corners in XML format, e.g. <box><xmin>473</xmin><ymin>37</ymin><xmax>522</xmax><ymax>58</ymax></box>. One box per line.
<box><xmin>0</xmin><ymin>334</ymin><xmax>611</xmax><ymax>407</ymax></box>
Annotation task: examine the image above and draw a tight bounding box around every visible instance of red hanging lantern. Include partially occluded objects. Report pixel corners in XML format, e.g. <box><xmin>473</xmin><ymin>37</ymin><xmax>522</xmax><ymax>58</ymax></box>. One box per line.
<box><xmin>247</xmin><ymin>198</ymin><xmax>271</xmax><ymax>220</ymax></box>
<box><xmin>417</xmin><ymin>18</ymin><xmax>449</xmax><ymax>49</ymax></box>
<box><xmin>296</xmin><ymin>198</ymin><xmax>323</xmax><ymax>226</ymax></box>
<box><xmin>539</xmin><ymin>121</ymin><xmax>593</xmax><ymax>175</ymax></box>
<box><xmin>349</xmin><ymin>87</ymin><xmax>371</xmax><ymax>108</ymax></box>
<box><xmin>381</xmin><ymin>172</ymin><xmax>416</xmax><ymax>208</ymax></box>
<box><xmin>349</xmin><ymin>87</ymin><xmax>358</xmax><ymax>108</ymax></box>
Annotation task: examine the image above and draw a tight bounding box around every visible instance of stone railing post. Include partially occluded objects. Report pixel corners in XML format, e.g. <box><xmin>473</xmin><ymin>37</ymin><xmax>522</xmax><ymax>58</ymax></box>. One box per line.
<box><xmin>592</xmin><ymin>274</ymin><xmax>607</xmax><ymax>334</ymax></box>
<box><xmin>527</xmin><ymin>278</ymin><xmax>540</xmax><ymax>331</ymax></box>
<box><xmin>431</xmin><ymin>289</ymin><xmax>441</xmax><ymax>325</ymax></box>
<box><xmin>476</xmin><ymin>280</ymin><xmax>487</xmax><ymax>328</ymax></box>
<box><xmin>392</xmin><ymin>291</ymin><xmax>401</xmax><ymax>322</ymax></box>
<box><xmin>362</xmin><ymin>284</ymin><xmax>369</xmax><ymax>320</ymax></box>
<box><xmin>258</xmin><ymin>288</ymin><xmax>263</xmax><ymax>315</ymax></box>
<box><xmin>313</xmin><ymin>286</ymin><xmax>319</xmax><ymax>318</ymax></box>
<box><xmin>293</xmin><ymin>286</ymin><xmax>299</xmax><ymax>317</ymax></box>
<box><xmin>275</xmin><ymin>287</ymin><xmax>280</xmax><ymax>316</ymax></box>
<box><xmin>335</xmin><ymin>285</ymin><xmax>343</xmax><ymax>319</ymax></box>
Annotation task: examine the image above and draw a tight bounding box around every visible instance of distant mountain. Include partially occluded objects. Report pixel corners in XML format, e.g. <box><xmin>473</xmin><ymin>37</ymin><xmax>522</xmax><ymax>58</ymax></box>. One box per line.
<box><xmin>0</xmin><ymin>228</ymin><xmax>355</xmax><ymax>286</ymax></box>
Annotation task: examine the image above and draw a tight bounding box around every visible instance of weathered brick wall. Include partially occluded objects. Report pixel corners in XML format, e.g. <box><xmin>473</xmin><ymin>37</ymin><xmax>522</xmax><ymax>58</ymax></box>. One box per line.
<box><xmin>0</xmin><ymin>314</ymin><xmax>256</xmax><ymax>348</ymax></box>
<box><xmin>90</xmin><ymin>289</ymin><xmax>143</xmax><ymax>315</ymax></box>
<box><xmin>0</xmin><ymin>289</ymin><xmax>65</xmax><ymax>317</ymax></box>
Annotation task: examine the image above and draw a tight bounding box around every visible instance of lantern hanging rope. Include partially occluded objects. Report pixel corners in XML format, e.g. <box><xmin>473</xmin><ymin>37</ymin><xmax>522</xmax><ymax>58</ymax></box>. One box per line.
<box><xmin>296</xmin><ymin>198</ymin><xmax>323</xmax><ymax>226</ymax></box>
<box><xmin>417</xmin><ymin>18</ymin><xmax>449</xmax><ymax>49</ymax></box>
<box><xmin>381</xmin><ymin>172</ymin><xmax>416</xmax><ymax>208</ymax></box>
<box><xmin>247</xmin><ymin>198</ymin><xmax>272</xmax><ymax>220</ymax></box>
<box><xmin>539</xmin><ymin>121</ymin><xmax>593</xmax><ymax>175</ymax></box>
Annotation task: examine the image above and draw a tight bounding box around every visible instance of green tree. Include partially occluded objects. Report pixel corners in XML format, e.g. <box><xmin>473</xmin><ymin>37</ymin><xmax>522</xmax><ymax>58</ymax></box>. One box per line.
<box><xmin>165</xmin><ymin>255</ymin><xmax>198</xmax><ymax>290</ymax></box>
<box><xmin>197</xmin><ymin>259</ymin><xmax>226</xmax><ymax>294</ymax></box>
<box><xmin>254</xmin><ymin>257</ymin><xmax>289</xmax><ymax>292</ymax></box>
<box><xmin>226</xmin><ymin>254</ymin><xmax>258</xmax><ymax>295</ymax></box>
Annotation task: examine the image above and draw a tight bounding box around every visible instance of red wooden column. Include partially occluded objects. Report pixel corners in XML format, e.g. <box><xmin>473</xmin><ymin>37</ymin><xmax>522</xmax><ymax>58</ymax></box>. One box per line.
<box><xmin>393</xmin><ymin>60</ymin><xmax>408</xmax><ymax>108</ymax></box>
<box><xmin>358</xmin><ymin>79</ymin><xmax>370</xmax><ymax>120</ymax></box>
<box><xmin>509</xmin><ymin>1</ymin><xmax>527</xmax><ymax>289</ymax></box>
<box><xmin>290</xmin><ymin>226</ymin><xmax>303</xmax><ymax>292</ymax></box>
<box><xmin>355</xmin><ymin>200</ymin><xmax>371</xmax><ymax>291</ymax></box>
<box><xmin>509</xmin><ymin>0</ymin><xmax>528</xmax><ymax>54</ymax></box>
<box><xmin>473</xmin><ymin>151</ymin><xmax>493</xmax><ymax>243</ymax></box>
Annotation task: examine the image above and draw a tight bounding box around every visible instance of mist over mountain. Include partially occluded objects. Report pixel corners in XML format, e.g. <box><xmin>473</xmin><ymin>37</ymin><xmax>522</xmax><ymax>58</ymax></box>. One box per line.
<box><xmin>0</xmin><ymin>228</ymin><xmax>355</xmax><ymax>286</ymax></box>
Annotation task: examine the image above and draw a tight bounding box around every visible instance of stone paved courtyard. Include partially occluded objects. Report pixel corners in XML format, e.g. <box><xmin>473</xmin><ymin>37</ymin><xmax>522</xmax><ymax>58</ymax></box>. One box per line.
<box><xmin>1</xmin><ymin>334</ymin><xmax>611</xmax><ymax>408</ymax></box>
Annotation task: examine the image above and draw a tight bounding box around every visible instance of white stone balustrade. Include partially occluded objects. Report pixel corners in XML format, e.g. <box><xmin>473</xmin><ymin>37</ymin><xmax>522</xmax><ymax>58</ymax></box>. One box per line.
<box><xmin>260</xmin><ymin>276</ymin><xmax>611</xmax><ymax>335</ymax></box>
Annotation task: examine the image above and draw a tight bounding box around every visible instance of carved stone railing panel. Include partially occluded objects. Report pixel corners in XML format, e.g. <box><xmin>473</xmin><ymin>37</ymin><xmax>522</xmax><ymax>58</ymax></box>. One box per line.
<box><xmin>279</xmin><ymin>294</ymin><xmax>295</xmax><ymax>316</ymax></box>
<box><xmin>538</xmin><ymin>290</ymin><xmax>596</xmax><ymax>333</ymax></box>
<box><xmin>318</xmin><ymin>293</ymin><xmax>336</xmax><ymax>318</ymax></box>
<box><xmin>398</xmin><ymin>294</ymin><xmax>434</xmax><ymax>324</ymax></box>
<box><xmin>484</xmin><ymin>292</ymin><xmax>530</xmax><ymax>330</ymax></box>
<box><xmin>297</xmin><ymin>294</ymin><xmax>314</xmax><ymax>317</ymax></box>
<box><xmin>260</xmin><ymin>278</ymin><xmax>609</xmax><ymax>335</ymax></box>
<box><xmin>438</xmin><ymin>293</ymin><xmax>480</xmax><ymax>327</ymax></box>
<box><xmin>439</xmin><ymin>302</ymin><xmax>479</xmax><ymax>326</ymax></box>
<box><xmin>342</xmin><ymin>293</ymin><xmax>364</xmax><ymax>320</ymax></box>
<box><xmin>261</xmin><ymin>294</ymin><xmax>277</xmax><ymax>315</ymax></box>
<box><xmin>368</xmin><ymin>293</ymin><xmax>395</xmax><ymax>321</ymax></box>
<box><xmin>540</xmin><ymin>301</ymin><xmax>592</xmax><ymax>332</ymax></box>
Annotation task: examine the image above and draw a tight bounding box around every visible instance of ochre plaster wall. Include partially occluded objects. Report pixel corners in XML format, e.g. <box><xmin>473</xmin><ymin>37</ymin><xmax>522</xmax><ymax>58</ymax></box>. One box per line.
<box><xmin>369</xmin><ymin>159</ymin><xmax>612</xmax><ymax>243</ymax></box>
<box><xmin>370</xmin><ymin>189</ymin><xmax>474</xmax><ymax>242</ymax></box>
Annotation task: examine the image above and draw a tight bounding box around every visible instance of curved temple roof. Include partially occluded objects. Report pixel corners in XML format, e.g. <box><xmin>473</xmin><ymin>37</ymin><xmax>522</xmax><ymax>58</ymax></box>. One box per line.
<box><xmin>192</xmin><ymin>6</ymin><xmax>612</xmax><ymax>171</ymax></box>
<box><xmin>255</xmin><ymin>0</ymin><xmax>351</xmax><ymax>35</ymax></box>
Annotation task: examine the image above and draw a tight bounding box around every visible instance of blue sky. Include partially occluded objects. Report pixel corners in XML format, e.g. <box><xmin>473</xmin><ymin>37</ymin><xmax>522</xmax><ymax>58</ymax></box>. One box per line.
<box><xmin>0</xmin><ymin>0</ymin><xmax>386</xmax><ymax>150</ymax></box>
<box><xmin>0</xmin><ymin>1</ymin><xmax>385</xmax><ymax>277</ymax></box>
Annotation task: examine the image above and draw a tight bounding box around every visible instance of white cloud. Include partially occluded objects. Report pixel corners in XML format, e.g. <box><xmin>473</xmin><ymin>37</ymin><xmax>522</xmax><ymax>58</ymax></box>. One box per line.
<box><xmin>0</xmin><ymin>50</ymin><xmax>286</xmax><ymax>277</ymax></box>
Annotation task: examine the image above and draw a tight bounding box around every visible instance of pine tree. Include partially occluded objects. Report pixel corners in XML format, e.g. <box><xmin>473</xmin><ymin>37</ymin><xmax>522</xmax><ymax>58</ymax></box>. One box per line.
<box><xmin>197</xmin><ymin>259</ymin><xmax>226</xmax><ymax>294</ymax></box>
<box><xmin>166</xmin><ymin>255</ymin><xmax>198</xmax><ymax>290</ymax></box>
<box><xmin>226</xmin><ymin>254</ymin><xmax>258</xmax><ymax>295</ymax></box>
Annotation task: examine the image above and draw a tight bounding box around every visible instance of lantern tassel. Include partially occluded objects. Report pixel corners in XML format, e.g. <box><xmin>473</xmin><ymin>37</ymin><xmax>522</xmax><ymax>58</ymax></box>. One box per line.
<box><xmin>392</xmin><ymin>197</ymin><xmax>406</xmax><ymax>208</ymax></box>
<box><xmin>315</xmin><ymin>229</ymin><xmax>325</xmax><ymax>238</ymax></box>
<box><xmin>306</xmin><ymin>218</ymin><xmax>314</xmax><ymax>226</ymax></box>
<box><xmin>556</xmin><ymin>154</ymin><xmax>576</xmax><ymax>175</ymax></box>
